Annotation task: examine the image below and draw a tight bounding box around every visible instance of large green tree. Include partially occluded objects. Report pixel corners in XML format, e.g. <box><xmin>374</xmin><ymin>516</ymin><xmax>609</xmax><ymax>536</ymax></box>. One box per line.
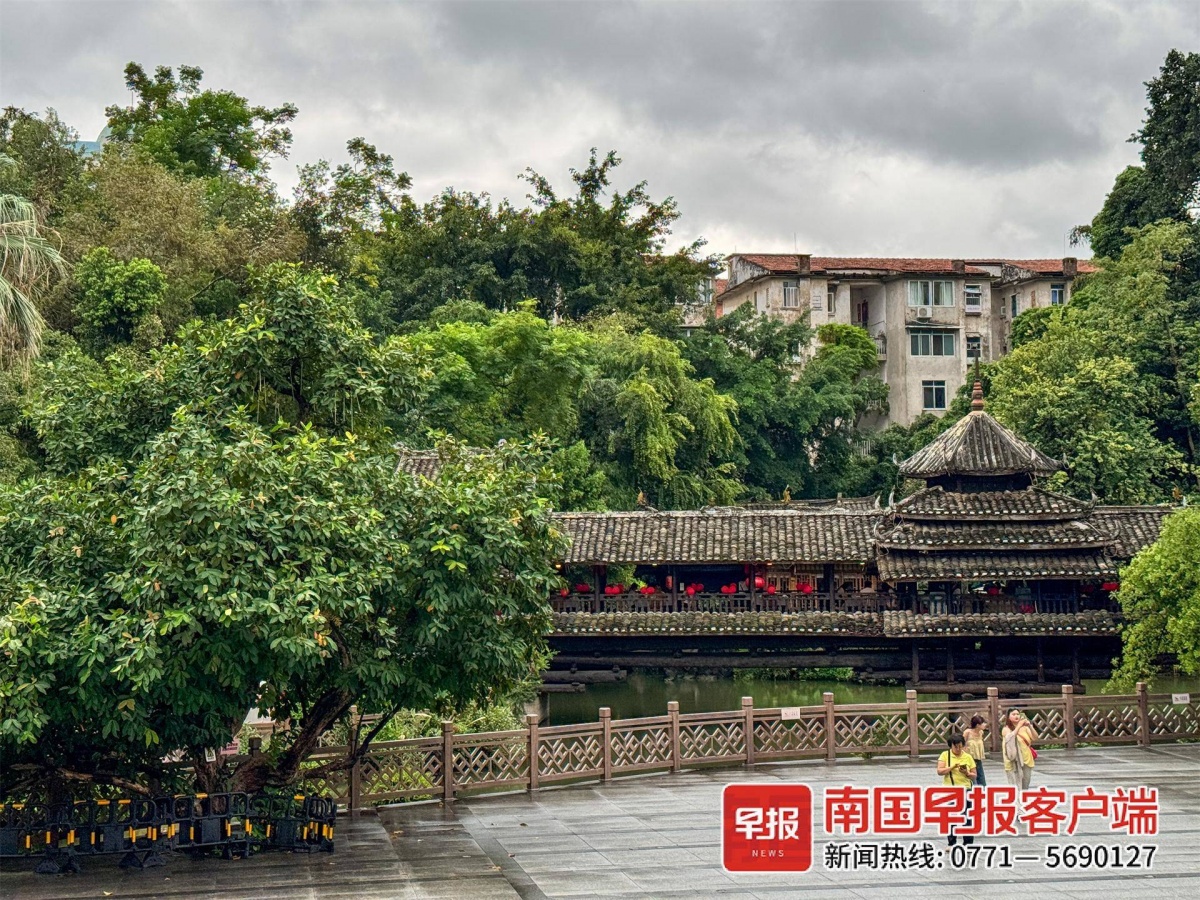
<box><xmin>395</xmin><ymin>305</ymin><xmax>739</xmax><ymax>509</ymax></box>
<box><xmin>682</xmin><ymin>308</ymin><xmax>887</xmax><ymax>499</ymax></box>
<box><xmin>0</xmin><ymin>266</ymin><xmax>560</xmax><ymax>796</ymax></box>
<box><xmin>371</xmin><ymin>149</ymin><xmax>716</xmax><ymax>331</ymax></box>
<box><xmin>105</xmin><ymin>63</ymin><xmax>297</xmax><ymax>180</ymax></box>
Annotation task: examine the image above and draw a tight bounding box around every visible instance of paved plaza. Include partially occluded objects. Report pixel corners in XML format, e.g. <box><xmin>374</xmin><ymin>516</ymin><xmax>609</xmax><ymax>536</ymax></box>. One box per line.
<box><xmin>4</xmin><ymin>744</ymin><xmax>1199</xmax><ymax>899</ymax></box>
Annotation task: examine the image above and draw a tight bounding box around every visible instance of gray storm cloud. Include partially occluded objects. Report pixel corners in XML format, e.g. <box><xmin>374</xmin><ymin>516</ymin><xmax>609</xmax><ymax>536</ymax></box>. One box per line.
<box><xmin>2</xmin><ymin>0</ymin><xmax>1196</xmax><ymax>257</ymax></box>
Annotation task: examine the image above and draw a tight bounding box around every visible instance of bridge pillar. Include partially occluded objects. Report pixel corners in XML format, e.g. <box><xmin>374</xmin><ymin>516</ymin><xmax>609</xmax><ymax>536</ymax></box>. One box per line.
<box><xmin>1062</xmin><ymin>685</ymin><xmax>1077</xmax><ymax>750</ymax></box>
<box><xmin>911</xmin><ymin>643</ymin><xmax>920</xmax><ymax>686</ymax></box>
<box><xmin>906</xmin><ymin>690</ymin><xmax>919</xmax><ymax>758</ymax></box>
<box><xmin>668</xmin><ymin>701</ymin><xmax>681</xmax><ymax>772</ymax></box>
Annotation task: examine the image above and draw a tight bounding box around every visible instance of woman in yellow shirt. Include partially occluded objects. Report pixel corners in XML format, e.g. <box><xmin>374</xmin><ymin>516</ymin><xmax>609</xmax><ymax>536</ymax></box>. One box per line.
<box><xmin>936</xmin><ymin>733</ymin><xmax>977</xmax><ymax>845</ymax></box>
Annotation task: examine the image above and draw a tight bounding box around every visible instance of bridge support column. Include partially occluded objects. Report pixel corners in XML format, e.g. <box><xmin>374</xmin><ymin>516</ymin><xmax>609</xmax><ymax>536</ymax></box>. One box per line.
<box><xmin>987</xmin><ymin>687</ymin><xmax>1000</xmax><ymax>754</ymax></box>
<box><xmin>668</xmin><ymin>701</ymin><xmax>681</xmax><ymax>772</ymax></box>
<box><xmin>1063</xmin><ymin>685</ymin><xmax>1077</xmax><ymax>750</ymax></box>
<box><xmin>911</xmin><ymin>643</ymin><xmax>920</xmax><ymax>686</ymax></box>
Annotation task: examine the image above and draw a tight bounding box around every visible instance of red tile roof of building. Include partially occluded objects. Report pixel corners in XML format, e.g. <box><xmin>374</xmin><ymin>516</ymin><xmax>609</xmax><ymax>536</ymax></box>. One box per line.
<box><xmin>992</xmin><ymin>259</ymin><xmax>1100</xmax><ymax>276</ymax></box>
<box><xmin>733</xmin><ymin>254</ymin><xmax>991</xmax><ymax>276</ymax></box>
<box><xmin>714</xmin><ymin>278</ymin><xmax>728</xmax><ymax>297</ymax></box>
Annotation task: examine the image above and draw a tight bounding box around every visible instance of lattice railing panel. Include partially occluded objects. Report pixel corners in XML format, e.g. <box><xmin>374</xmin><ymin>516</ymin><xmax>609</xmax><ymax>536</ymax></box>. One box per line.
<box><xmin>916</xmin><ymin>711</ymin><xmax>957</xmax><ymax>747</ymax></box>
<box><xmin>453</xmin><ymin>736</ymin><xmax>528</xmax><ymax>787</ymax></box>
<box><xmin>1019</xmin><ymin>705</ymin><xmax>1067</xmax><ymax>743</ymax></box>
<box><xmin>834</xmin><ymin>712</ymin><xmax>908</xmax><ymax>752</ymax></box>
<box><xmin>1076</xmin><ymin>703</ymin><xmax>1140</xmax><ymax>741</ymax></box>
<box><xmin>1148</xmin><ymin>700</ymin><xmax>1200</xmax><ymax>739</ymax></box>
<box><xmin>754</xmin><ymin>715</ymin><xmax>826</xmax><ymax>756</ymax></box>
<box><xmin>611</xmin><ymin>725</ymin><xmax>671</xmax><ymax>769</ymax></box>
<box><xmin>361</xmin><ymin>745</ymin><xmax>443</xmax><ymax>800</ymax></box>
<box><xmin>680</xmin><ymin>721</ymin><xmax>745</xmax><ymax>761</ymax></box>
<box><xmin>539</xmin><ymin>732</ymin><xmax>603</xmax><ymax>778</ymax></box>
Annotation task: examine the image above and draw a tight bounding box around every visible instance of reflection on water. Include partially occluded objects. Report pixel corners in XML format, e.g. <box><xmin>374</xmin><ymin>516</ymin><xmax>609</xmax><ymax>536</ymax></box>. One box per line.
<box><xmin>544</xmin><ymin>673</ymin><xmax>941</xmax><ymax>725</ymax></box>
<box><xmin>544</xmin><ymin>672</ymin><xmax>1200</xmax><ymax>726</ymax></box>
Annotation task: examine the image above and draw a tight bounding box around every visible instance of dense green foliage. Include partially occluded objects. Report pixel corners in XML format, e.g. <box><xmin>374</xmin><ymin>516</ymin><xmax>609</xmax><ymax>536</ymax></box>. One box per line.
<box><xmin>1109</xmin><ymin>508</ymin><xmax>1200</xmax><ymax>690</ymax></box>
<box><xmin>0</xmin><ymin>266</ymin><xmax>560</xmax><ymax>794</ymax></box>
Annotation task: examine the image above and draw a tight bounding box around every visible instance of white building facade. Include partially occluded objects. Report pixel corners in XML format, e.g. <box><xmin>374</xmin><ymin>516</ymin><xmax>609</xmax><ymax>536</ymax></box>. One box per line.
<box><xmin>702</xmin><ymin>254</ymin><xmax>1095</xmax><ymax>428</ymax></box>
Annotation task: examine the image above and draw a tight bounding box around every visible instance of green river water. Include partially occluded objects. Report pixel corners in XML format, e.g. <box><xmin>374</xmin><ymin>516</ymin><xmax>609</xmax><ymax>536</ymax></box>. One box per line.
<box><xmin>542</xmin><ymin>671</ymin><xmax>1200</xmax><ymax>725</ymax></box>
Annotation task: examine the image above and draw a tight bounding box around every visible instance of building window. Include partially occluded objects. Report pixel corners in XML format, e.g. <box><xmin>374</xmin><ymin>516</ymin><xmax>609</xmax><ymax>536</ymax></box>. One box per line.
<box><xmin>923</xmin><ymin>380</ymin><xmax>947</xmax><ymax>410</ymax></box>
<box><xmin>907</xmin><ymin>280</ymin><xmax>954</xmax><ymax>307</ymax></box>
<box><xmin>788</xmin><ymin>341</ymin><xmax>803</xmax><ymax>363</ymax></box>
<box><xmin>754</xmin><ymin>290</ymin><xmax>766</xmax><ymax>313</ymax></box>
<box><xmin>1050</xmin><ymin>283</ymin><xmax>1066</xmax><ymax>306</ymax></box>
<box><xmin>909</xmin><ymin>329</ymin><xmax>957</xmax><ymax>356</ymax></box>
<box><xmin>827</xmin><ymin>288</ymin><xmax>837</xmax><ymax>315</ymax></box>
<box><xmin>856</xmin><ymin>300</ymin><xmax>869</xmax><ymax>326</ymax></box>
<box><xmin>1011</xmin><ymin>294</ymin><xmax>1018</xmax><ymax>318</ymax></box>
<box><xmin>964</xmin><ymin>284</ymin><xmax>982</xmax><ymax>311</ymax></box>
<box><xmin>966</xmin><ymin>335</ymin><xmax>981</xmax><ymax>359</ymax></box>
<box><xmin>783</xmin><ymin>281</ymin><xmax>799</xmax><ymax>308</ymax></box>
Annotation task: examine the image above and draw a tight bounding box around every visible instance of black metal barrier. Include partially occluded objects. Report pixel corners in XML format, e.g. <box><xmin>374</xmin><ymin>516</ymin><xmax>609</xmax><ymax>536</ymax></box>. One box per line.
<box><xmin>0</xmin><ymin>793</ymin><xmax>336</xmax><ymax>874</ymax></box>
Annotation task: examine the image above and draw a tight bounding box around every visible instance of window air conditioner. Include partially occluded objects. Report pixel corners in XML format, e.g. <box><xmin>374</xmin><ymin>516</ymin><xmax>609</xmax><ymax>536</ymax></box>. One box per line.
<box><xmin>916</xmin><ymin>307</ymin><xmax>932</xmax><ymax>319</ymax></box>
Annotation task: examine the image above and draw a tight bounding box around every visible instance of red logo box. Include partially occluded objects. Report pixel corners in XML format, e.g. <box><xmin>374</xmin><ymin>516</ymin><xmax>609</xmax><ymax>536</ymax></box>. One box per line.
<box><xmin>722</xmin><ymin>783</ymin><xmax>813</xmax><ymax>872</ymax></box>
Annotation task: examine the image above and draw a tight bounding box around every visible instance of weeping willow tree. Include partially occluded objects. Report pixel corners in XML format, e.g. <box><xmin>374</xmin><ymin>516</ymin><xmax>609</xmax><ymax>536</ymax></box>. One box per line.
<box><xmin>1</xmin><ymin>157</ymin><xmax>65</xmax><ymax>365</ymax></box>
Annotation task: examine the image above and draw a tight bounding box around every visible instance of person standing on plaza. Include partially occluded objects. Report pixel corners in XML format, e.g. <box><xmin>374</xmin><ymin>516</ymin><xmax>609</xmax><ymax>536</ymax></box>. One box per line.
<box><xmin>936</xmin><ymin>733</ymin><xmax>977</xmax><ymax>845</ymax></box>
<box><xmin>963</xmin><ymin>715</ymin><xmax>989</xmax><ymax>787</ymax></box>
<box><xmin>1002</xmin><ymin>709</ymin><xmax>1037</xmax><ymax>790</ymax></box>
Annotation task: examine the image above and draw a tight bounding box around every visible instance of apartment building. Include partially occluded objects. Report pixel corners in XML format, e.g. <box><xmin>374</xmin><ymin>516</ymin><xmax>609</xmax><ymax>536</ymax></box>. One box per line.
<box><xmin>699</xmin><ymin>254</ymin><xmax>1096</xmax><ymax>428</ymax></box>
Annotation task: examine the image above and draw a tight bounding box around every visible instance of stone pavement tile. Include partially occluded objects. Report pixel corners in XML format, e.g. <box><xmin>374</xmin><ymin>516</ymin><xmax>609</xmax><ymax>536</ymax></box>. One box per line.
<box><xmin>582</xmin><ymin>829</ymin><xmax>679</xmax><ymax>851</ymax></box>
<box><xmin>512</xmin><ymin>848</ymin><xmax>617</xmax><ymax>875</ymax></box>
<box><xmin>599</xmin><ymin>847</ymin><xmax>703</xmax><ymax>869</ymax></box>
<box><xmin>493</xmin><ymin>832</ymin><xmax>594</xmax><ymax>854</ymax></box>
<box><xmin>529</xmin><ymin>868</ymin><xmax>643</xmax><ymax>896</ymax></box>
<box><xmin>622</xmin><ymin>863</ymin><xmax>740</xmax><ymax>892</ymax></box>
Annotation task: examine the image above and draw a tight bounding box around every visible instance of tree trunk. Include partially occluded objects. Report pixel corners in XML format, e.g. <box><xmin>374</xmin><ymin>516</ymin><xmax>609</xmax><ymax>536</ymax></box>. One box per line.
<box><xmin>231</xmin><ymin>688</ymin><xmax>353</xmax><ymax>792</ymax></box>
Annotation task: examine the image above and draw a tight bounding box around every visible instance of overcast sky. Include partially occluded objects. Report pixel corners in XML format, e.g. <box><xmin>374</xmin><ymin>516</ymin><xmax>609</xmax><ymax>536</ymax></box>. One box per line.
<box><xmin>3</xmin><ymin>0</ymin><xmax>1197</xmax><ymax>259</ymax></box>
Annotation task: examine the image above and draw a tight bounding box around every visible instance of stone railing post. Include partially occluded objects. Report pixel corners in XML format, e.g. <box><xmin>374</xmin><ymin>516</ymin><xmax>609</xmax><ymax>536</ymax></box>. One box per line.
<box><xmin>1136</xmin><ymin>682</ymin><xmax>1150</xmax><ymax>748</ymax></box>
<box><xmin>668</xmin><ymin>701</ymin><xmax>681</xmax><ymax>772</ymax></box>
<box><xmin>906</xmin><ymin>690</ymin><xmax>919</xmax><ymax>758</ymax></box>
<box><xmin>824</xmin><ymin>692</ymin><xmax>836</xmax><ymax>763</ymax></box>
<box><xmin>1062</xmin><ymin>685</ymin><xmax>1077</xmax><ymax>750</ymax></box>
<box><xmin>527</xmin><ymin>713</ymin><xmax>540</xmax><ymax>791</ymax></box>
<box><xmin>987</xmin><ymin>687</ymin><xmax>1001</xmax><ymax>755</ymax></box>
<box><xmin>600</xmin><ymin>707</ymin><xmax>612</xmax><ymax>782</ymax></box>
<box><xmin>442</xmin><ymin>720</ymin><xmax>456</xmax><ymax>803</ymax></box>
<box><xmin>742</xmin><ymin>697</ymin><xmax>755</xmax><ymax>765</ymax></box>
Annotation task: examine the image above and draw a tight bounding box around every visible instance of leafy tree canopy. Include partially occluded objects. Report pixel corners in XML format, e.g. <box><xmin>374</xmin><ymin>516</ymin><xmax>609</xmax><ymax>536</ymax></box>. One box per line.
<box><xmin>1</xmin><ymin>265</ymin><xmax>559</xmax><ymax>797</ymax></box>
<box><xmin>105</xmin><ymin>63</ymin><xmax>297</xmax><ymax>180</ymax></box>
<box><xmin>1109</xmin><ymin>507</ymin><xmax>1200</xmax><ymax>690</ymax></box>
<box><xmin>395</xmin><ymin>304</ymin><xmax>739</xmax><ymax>509</ymax></box>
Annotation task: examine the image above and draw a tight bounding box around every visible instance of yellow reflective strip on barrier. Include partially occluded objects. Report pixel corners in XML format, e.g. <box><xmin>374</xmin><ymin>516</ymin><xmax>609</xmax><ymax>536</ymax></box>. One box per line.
<box><xmin>195</xmin><ymin>793</ymin><xmax>207</xmax><ymax>799</ymax></box>
<box><xmin>190</xmin><ymin>826</ymin><xmax>195</xmax><ymax>841</ymax></box>
<box><xmin>118</xmin><ymin>799</ymin><xmax>130</xmax><ymax>805</ymax></box>
<box><xmin>68</xmin><ymin>830</ymin><xmax>75</xmax><ymax>844</ymax></box>
<box><xmin>24</xmin><ymin>836</ymin><xmax>31</xmax><ymax>850</ymax></box>
<box><xmin>44</xmin><ymin>831</ymin><xmax>51</xmax><ymax>845</ymax></box>
<box><xmin>90</xmin><ymin>833</ymin><xmax>96</xmax><ymax>845</ymax></box>
<box><xmin>96</xmin><ymin>799</ymin><xmax>108</xmax><ymax>806</ymax></box>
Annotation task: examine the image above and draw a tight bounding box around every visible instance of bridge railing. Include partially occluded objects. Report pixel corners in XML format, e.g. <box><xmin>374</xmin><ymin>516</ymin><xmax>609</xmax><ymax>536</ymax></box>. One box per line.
<box><xmin>327</xmin><ymin>683</ymin><xmax>1199</xmax><ymax>810</ymax></box>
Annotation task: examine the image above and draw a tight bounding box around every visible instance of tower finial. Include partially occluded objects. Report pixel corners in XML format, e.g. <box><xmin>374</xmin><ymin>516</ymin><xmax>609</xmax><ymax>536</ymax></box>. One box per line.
<box><xmin>970</xmin><ymin>359</ymin><xmax>985</xmax><ymax>412</ymax></box>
